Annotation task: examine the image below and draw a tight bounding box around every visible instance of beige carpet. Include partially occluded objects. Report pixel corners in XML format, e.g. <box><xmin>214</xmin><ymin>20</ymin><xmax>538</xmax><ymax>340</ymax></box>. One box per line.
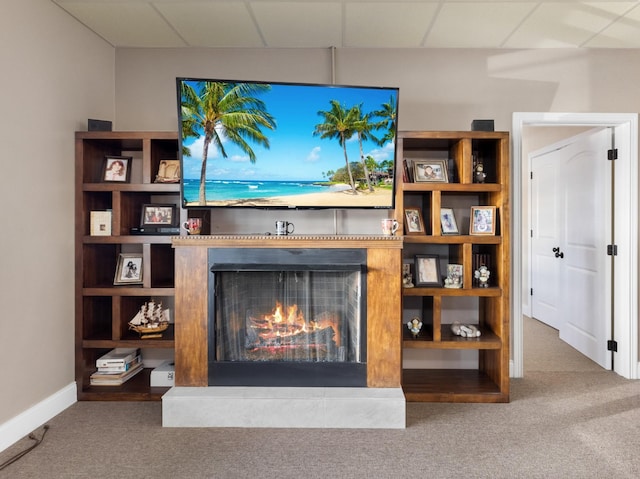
<box><xmin>524</xmin><ymin>315</ymin><xmax>604</xmax><ymax>373</ymax></box>
<box><xmin>2</xmin><ymin>317</ymin><xmax>639</xmax><ymax>478</ymax></box>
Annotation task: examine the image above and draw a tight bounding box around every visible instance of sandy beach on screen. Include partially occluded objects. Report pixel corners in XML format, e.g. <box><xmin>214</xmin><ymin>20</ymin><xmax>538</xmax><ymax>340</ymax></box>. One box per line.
<box><xmin>186</xmin><ymin>187</ymin><xmax>393</xmax><ymax>208</ymax></box>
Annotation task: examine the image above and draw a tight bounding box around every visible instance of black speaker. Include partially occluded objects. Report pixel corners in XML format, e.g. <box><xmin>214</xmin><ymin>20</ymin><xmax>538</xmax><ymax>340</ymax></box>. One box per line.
<box><xmin>471</xmin><ymin>119</ymin><xmax>494</xmax><ymax>131</ymax></box>
<box><xmin>88</xmin><ymin>119</ymin><xmax>112</xmax><ymax>131</ymax></box>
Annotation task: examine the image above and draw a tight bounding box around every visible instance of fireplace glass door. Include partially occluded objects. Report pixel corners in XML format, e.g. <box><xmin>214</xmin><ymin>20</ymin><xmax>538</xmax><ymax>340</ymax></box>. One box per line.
<box><xmin>209</xmin><ymin>248</ymin><xmax>367</xmax><ymax>387</ymax></box>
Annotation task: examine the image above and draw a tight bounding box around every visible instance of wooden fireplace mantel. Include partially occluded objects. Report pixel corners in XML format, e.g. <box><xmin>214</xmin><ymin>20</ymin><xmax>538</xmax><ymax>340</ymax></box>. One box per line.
<box><xmin>172</xmin><ymin>234</ymin><xmax>403</xmax><ymax>388</ymax></box>
<box><xmin>171</xmin><ymin>234</ymin><xmax>403</xmax><ymax>248</ymax></box>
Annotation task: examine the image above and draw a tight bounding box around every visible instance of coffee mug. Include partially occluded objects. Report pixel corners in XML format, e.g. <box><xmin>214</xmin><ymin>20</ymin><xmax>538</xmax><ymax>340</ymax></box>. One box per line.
<box><xmin>275</xmin><ymin>220</ymin><xmax>294</xmax><ymax>236</ymax></box>
<box><xmin>381</xmin><ymin>218</ymin><xmax>399</xmax><ymax>236</ymax></box>
<box><xmin>183</xmin><ymin>218</ymin><xmax>202</xmax><ymax>235</ymax></box>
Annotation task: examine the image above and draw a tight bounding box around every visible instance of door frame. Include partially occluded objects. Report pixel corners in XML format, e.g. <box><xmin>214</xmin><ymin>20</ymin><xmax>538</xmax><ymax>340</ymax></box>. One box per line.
<box><xmin>511</xmin><ymin>112</ymin><xmax>638</xmax><ymax>379</ymax></box>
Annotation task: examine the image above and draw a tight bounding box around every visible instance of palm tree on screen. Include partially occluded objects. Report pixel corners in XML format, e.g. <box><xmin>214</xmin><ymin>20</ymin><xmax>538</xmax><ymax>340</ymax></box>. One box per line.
<box><xmin>180</xmin><ymin>81</ymin><xmax>276</xmax><ymax>205</ymax></box>
<box><xmin>373</xmin><ymin>95</ymin><xmax>397</xmax><ymax>144</ymax></box>
<box><xmin>352</xmin><ymin>105</ymin><xmax>378</xmax><ymax>192</ymax></box>
<box><xmin>314</xmin><ymin>100</ymin><xmax>359</xmax><ymax>194</ymax></box>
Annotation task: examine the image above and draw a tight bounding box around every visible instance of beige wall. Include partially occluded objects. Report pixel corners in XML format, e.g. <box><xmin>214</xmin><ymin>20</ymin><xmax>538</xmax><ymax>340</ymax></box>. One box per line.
<box><xmin>114</xmin><ymin>47</ymin><xmax>640</xmax><ymax>236</ymax></box>
<box><xmin>0</xmin><ymin>0</ymin><xmax>114</xmax><ymax>425</ymax></box>
<box><xmin>115</xmin><ymin>47</ymin><xmax>640</xmax><ymax>132</ymax></box>
<box><xmin>4</xmin><ymin>1</ymin><xmax>640</xmax><ymax>431</ymax></box>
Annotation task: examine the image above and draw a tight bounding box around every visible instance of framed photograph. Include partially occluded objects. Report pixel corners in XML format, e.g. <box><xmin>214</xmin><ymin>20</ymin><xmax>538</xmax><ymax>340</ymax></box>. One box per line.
<box><xmin>415</xmin><ymin>254</ymin><xmax>442</xmax><ymax>287</ymax></box>
<box><xmin>413</xmin><ymin>159</ymin><xmax>448</xmax><ymax>183</ymax></box>
<box><xmin>404</xmin><ymin>207</ymin><xmax>425</xmax><ymax>235</ymax></box>
<box><xmin>155</xmin><ymin>160</ymin><xmax>180</xmax><ymax>183</ymax></box>
<box><xmin>102</xmin><ymin>156</ymin><xmax>131</xmax><ymax>183</ymax></box>
<box><xmin>470</xmin><ymin>206</ymin><xmax>497</xmax><ymax>235</ymax></box>
<box><xmin>445</xmin><ymin>264</ymin><xmax>463</xmax><ymax>289</ymax></box>
<box><xmin>114</xmin><ymin>253</ymin><xmax>143</xmax><ymax>285</ymax></box>
<box><xmin>90</xmin><ymin>210</ymin><xmax>112</xmax><ymax>236</ymax></box>
<box><xmin>440</xmin><ymin>207</ymin><xmax>459</xmax><ymax>235</ymax></box>
<box><xmin>141</xmin><ymin>204</ymin><xmax>177</xmax><ymax>227</ymax></box>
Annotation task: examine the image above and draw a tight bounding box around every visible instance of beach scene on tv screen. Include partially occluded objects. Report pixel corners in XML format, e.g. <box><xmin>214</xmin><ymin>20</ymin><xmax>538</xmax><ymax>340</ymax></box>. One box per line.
<box><xmin>178</xmin><ymin>79</ymin><xmax>398</xmax><ymax>208</ymax></box>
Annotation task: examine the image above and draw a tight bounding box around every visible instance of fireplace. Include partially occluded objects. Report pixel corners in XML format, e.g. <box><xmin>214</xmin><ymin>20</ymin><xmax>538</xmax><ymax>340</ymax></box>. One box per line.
<box><xmin>208</xmin><ymin>248</ymin><xmax>367</xmax><ymax>387</ymax></box>
<box><xmin>167</xmin><ymin>235</ymin><xmax>405</xmax><ymax>429</ymax></box>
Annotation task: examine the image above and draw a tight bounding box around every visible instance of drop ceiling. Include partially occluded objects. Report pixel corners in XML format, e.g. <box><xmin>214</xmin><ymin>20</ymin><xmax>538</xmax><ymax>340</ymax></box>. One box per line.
<box><xmin>52</xmin><ymin>1</ymin><xmax>640</xmax><ymax>49</ymax></box>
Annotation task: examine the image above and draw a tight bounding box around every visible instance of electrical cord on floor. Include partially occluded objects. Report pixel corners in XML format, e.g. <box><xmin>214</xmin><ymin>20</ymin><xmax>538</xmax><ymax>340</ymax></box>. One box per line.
<box><xmin>0</xmin><ymin>425</ymin><xmax>50</xmax><ymax>471</ymax></box>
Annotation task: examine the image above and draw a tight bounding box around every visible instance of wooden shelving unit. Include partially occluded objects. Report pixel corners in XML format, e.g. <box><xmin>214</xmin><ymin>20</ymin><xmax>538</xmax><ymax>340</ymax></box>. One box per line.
<box><xmin>75</xmin><ymin>131</ymin><xmax>183</xmax><ymax>401</ymax></box>
<box><xmin>395</xmin><ymin>131</ymin><xmax>510</xmax><ymax>403</ymax></box>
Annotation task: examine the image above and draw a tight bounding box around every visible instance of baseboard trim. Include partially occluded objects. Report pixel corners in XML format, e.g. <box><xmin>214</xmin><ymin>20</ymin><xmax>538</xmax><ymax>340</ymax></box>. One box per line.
<box><xmin>0</xmin><ymin>382</ymin><xmax>77</xmax><ymax>453</ymax></box>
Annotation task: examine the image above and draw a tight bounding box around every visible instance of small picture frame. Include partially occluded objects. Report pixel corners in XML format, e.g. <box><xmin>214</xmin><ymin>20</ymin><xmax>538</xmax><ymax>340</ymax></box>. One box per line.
<box><xmin>141</xmin><ymin>204</ymin><xmax>177</xmax><ymax>227</ymax></box>
<box><xmin>114</xmin><ymin>253</ymin><xmax>143</xmax><ymax>285</ymax></box>
<box><xmin>415</xmin><ymin>254</ymin><xmax>442</xmax><ymax>287</ymax></box>
<box><xmin>404</xmin><ymin>207</ymin><xmax>425</xmax><ymax>235</ymax></box>
<box><xmin>445</xmin><ymin>264</ymin><xmax>463</xmax><ymax>289</ymax></box>
<box><xmin>90</xmin><ymin>210</ymin><xmax>112</xmax><ymax>236</ymax></box>
<box><xmin>155</xmin><ymin>159</ymin><xmax>181</xmax><ymax>183</ymax></box>
<box><xmin>440</xmin><ymin>207</ymin><xmax>459</xmax><ymax>235</ymax></box>
<box><xmin>102</xmin><ymin>156</ymin><xmax>131</xmax><ymax>183</ymax></box>
<box><xmin>413</xmin><ymin>159</ymin><xmax>448</xmax><ymax>183</ymax></box>
<box><xmin>470</xmin><ymin>206</ymin><xmax>497</xmax><ymax>235</ymax></box>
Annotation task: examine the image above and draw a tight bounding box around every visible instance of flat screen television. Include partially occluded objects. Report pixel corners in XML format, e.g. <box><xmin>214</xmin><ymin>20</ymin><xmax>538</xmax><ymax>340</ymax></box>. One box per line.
<box><xmin>176</xmin><ymin>77</ymin><xmax>399</xmax><ymax>209</ymax></box>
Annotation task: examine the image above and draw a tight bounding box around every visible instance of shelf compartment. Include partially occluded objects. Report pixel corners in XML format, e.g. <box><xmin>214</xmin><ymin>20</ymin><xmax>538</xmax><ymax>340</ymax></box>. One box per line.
<box><xmin>119</xmin><ymin>191</ymin><xmax>180</xmax><ymax>235</ymax></box>
<box><xmin>81</xmin><ymin>296</ymin><xmax>112</xmax><ymax>340</ymax></box>
<box><xmin>402</xmin><ymin>369</ymin><xmax>507</xmax><ymax>403</ymax></box>
<box><xmin>82</xmin><ymin>243</ymin><xmax>120</xmax><ymax>288</ymax></box>
<box><xmin>150</xmin><ymin>244</ymin><xmax>175</xmax><ymax>288</ymax></box>
<box><xmin>403</xmin><ymin>326</ymin><xmax>501</xmax><ymax>349</ymax></box>
<box><xmin>118</xmin><ymin>296</ymin><xmax>175</xmax><ymax>340</ymax></box>
<box><xmin>78</xmin><ymin>367</ymin><xmax>170</xmax><ymax>401</ymax></box>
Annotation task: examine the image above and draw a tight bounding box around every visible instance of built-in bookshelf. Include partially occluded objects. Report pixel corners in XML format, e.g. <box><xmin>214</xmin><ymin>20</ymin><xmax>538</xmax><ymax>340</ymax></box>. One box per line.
<box><xmin>75</xmin><ymin>131</ymin><xmax>183</xmax><ymax>400</ymax></box>
<box><xmin>395</xmin><ymin>131</ymin><xmax>510</xmax><ymax>403</ymax></box>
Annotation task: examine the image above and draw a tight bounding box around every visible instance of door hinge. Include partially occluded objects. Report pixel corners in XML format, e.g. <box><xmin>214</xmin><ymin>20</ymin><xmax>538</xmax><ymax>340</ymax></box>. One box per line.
<box><xmin>530</xmin><ymin>288</ymin><xmax>533</xmax><ymax>296</ymax></box>
<box><xmin>530</xmin><ymin>171</ymin><xmax>533</xmax><ymax>179</ymax></box>
<box><xmin>607</xmin><ymin>244</ymin><xmax>618</xmax><ymax>256</ymax></box>
<box><xmin>607</xmin><ymin>340</ymin><xmax>618</xmax><ymax>352</ymax></box>
<box><xmin>608</xmin><ymin>149</ymin><xmax>618</xmax><ymax>161</ymax></box>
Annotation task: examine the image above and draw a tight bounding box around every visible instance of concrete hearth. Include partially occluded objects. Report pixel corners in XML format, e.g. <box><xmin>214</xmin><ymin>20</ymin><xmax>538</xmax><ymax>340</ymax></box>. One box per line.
<box><xmin>163</xmin><ymin>387</ymin><xmax>405</xmax><ymax>429</ymax></box>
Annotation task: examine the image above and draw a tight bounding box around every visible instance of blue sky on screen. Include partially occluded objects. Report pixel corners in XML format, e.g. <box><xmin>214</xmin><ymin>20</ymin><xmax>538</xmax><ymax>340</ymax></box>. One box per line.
<box><xmin>180</xmin><ymin>81</ymin><xmax>397</xmax><ymax>181</ymax></box>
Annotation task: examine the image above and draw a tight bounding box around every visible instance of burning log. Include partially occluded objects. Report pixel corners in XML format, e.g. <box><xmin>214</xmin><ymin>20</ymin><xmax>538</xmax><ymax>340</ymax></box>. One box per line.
<box><xmin>244</xmin><ymin>302</ymin><xmax>341</xmax><ymax>360</ymax></box>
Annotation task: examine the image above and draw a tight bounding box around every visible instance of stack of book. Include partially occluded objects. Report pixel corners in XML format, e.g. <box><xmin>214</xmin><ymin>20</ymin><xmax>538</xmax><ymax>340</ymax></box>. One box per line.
<box><xmin>90</xmin><ymin>348</ymin><xmax>143</xmax><ymax>386</ymax></box>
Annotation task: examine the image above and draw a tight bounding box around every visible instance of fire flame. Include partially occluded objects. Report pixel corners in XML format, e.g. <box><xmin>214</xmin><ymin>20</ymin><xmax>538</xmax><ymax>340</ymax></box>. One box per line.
<box><xmin>253</xmin><ymin>301</ymin><xmax>340</xmax><ymax>347</ymax></box>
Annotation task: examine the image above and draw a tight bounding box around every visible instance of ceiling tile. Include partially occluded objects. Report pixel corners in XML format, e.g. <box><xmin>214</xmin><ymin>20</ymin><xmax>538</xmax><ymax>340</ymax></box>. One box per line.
<box><xmin>156</xmin><ymin>2</ymin><xmax>263</xmax><ymax>47</ymax></box>
<box><xmin>251</xmin><ymin>1</ymin><xmax>342</xmax><ymax>48</ymax></box>
<box><xmin>345</xmin><ymin>2</ymin><xmax>439</xmax><ymax>48</ymax></box>
<box><xmin>425</xmin><ymin>2</ymin><xmax>536</xmax><ymax>48</ymax></box>
<box><xmin>583</xmin><ymin>3</ymin><xmax>640</xmax><ymax>47</ymax></box>
<box><xmin>503</xmin><ymin>2</ymin><xmax>634</xmax><ymax>48</ymax></box>
<box><xmin>51</xmin><ymin>0</ymin><xmax>640</xmax><ymax>50</ymax></box>
<box><xmin>56</xmin><ymin>1</ymin><xmax>186</xmax><ymax>47</ymax></box>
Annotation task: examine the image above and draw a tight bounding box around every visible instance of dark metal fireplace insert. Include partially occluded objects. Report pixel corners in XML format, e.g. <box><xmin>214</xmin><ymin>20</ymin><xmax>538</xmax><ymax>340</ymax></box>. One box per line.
<box><xmin>208</xmin><ymin>248</ymin><xmax>367</xmax><ymax>387</ymax></box>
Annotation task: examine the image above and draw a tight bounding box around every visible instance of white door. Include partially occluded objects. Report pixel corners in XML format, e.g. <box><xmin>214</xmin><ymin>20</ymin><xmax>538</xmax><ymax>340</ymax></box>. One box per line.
<box><xmin>531</xmin><ymin>153</ymin><xmax>562</xmax><ymax>329</ymax></box>
<box><xmin>531</xmin><ymin>128</ymin><xmax>612</xmax><ymax>369</ymax></box>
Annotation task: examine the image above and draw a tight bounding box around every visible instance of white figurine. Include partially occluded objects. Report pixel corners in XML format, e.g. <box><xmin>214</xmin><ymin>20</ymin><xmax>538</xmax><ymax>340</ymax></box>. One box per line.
<box><xmin>451</xmin><ymin>321</ymin><xmax>481</xmax><ymax>338</ymax></box>
<box><xmin>403</xmin><ymin>272</ymin><xmax>414</xmax><ymax>288</ymax></box>
<box><xmin>407</xmin><ymin>317</ymin><xmax>423</xmax><ymax>338</ymax></box>
<box><xmin>474</xmin><ymin>161</ymin><xmax>486</xmax><ymax>183</ymax></box>
<box><xmin>474</xmin><ymin>265</ymin><xmax>490</xmax><ymax>288</ymax></box>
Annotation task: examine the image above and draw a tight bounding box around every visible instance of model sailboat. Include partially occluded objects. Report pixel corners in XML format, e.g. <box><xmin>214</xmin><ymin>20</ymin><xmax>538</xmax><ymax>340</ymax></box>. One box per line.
<box><xmin>128</xmin><ymin>300</ymin><xmax>171</xmax><ymax>339</ymax></box>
